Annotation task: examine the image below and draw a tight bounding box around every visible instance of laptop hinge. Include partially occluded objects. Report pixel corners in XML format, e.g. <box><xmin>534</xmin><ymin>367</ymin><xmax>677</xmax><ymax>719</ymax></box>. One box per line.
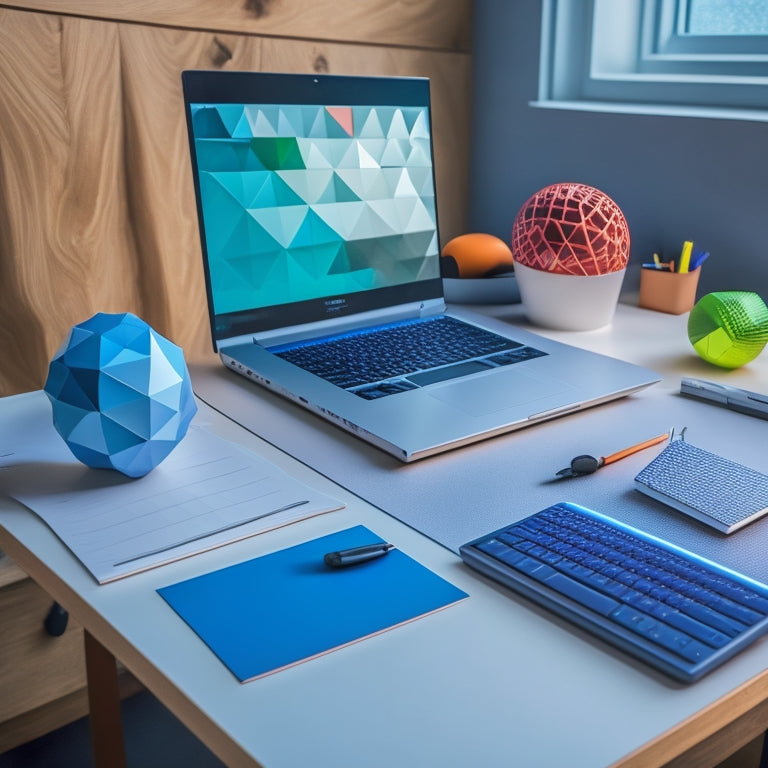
<box><xmin>419</xmin><ymin>299</ymin><xmax>444</xmax><ymax>318</ymax></box>
<box><xmin>220</xmin><ymin>298</ymin><xmax>446</xmax><ymax>350</ymax></box>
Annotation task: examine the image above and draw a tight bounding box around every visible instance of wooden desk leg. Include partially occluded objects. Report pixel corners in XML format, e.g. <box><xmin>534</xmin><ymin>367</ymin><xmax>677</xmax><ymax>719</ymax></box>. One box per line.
<box><xmin>84</xmin><ymin>630</ymin><xmax>127</xmax><ymax>768</ymax></box>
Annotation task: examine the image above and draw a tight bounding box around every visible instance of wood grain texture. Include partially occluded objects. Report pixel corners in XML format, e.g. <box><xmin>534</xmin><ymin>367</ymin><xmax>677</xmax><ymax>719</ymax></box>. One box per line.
<box><xmin>0</xmin><ymin>10</ymin><xmax>143</xmax><ymax>395</ymax></box>
<box><xmin>0</xmin><ymin>671</ymin><xmax>142</xmax><ymax>754</ymax></box>
<box><xmin>614</xmin><ymin>671</ymin><xmax>768</xmax><ymax>767</ymax></box>
<box><xmin>4</xmin><ymin>0</ymin><xmax>473</xmax><ymax>52</ymax></box>
<box><xmin>0</xmin><ymin>554</ymin><xmax>27</xmax><ymax>590</ymax></box>
<box><xmin>0</xmin><ymin>578</ymin><xmax>86</xmax><ymax>724</ymax></box>
<box><xmin>0</xmin><ymin>5</ymin><xmax>471</xmax><ymax>397</ymax></box>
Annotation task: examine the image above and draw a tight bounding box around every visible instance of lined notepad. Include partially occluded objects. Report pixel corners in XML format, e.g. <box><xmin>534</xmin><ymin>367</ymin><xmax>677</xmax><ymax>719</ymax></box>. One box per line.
<box><xmin>158</xmin><ymin>526</ymin><xmax>468</xmax><ymax>682</ymax></box>
<box><xmin>635</xmin><ymin>440</ymin><xmax>768</xmax><ymax>534</ymax></box>
<box><xmin>0</xmin><ymin>392</ymin><xmax>343</xmax><ymax>583</ymax></box>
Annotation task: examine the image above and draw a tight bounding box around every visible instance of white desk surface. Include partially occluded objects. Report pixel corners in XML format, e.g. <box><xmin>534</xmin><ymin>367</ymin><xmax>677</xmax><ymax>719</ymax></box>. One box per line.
<box><xmin>193</xmin><ymin>301</ymin><xmax>768</xmax><ymax>577</ymax></box>
<box><xmin>2</xmin><ymin>302</ymin><xmax>768</xmax><ymax>768</ymax></box>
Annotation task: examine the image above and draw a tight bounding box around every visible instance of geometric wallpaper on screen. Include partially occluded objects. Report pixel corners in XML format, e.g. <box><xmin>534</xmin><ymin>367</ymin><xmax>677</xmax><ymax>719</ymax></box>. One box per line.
<box><xmin>191</xmin><ymin>103</ymin><xmax>439</xmax><ymax>317</ymax></box>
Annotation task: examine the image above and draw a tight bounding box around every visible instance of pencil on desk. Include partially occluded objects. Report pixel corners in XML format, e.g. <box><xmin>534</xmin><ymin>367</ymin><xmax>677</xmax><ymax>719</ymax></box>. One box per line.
<box><xmin>602</xmin><ymin>432</ymin><xmax>670</xmax><ymax>466</ymax></box>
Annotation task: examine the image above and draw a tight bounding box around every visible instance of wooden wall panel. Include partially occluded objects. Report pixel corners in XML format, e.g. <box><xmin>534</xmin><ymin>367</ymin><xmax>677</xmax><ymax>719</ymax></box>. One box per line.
<box><xmin>0</xmin><ymin>4</ymin><xmax>472</xmax><ymax>397</ymax></box>
<box><xmin>0</xmin><ymin>11</ymin><xmax>143</xmax><ymax>395</ymax></box>
<box><xmin>10</xmin><ymin>0</ymin><xmax>473</xmax><ymax>51</ymax></box>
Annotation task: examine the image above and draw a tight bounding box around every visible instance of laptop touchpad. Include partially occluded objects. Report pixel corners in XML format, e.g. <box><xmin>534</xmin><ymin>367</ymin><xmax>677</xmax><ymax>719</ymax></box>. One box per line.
<box><xmin>427</xmin><ymin>368</ymin><xmax>573</xmax><ymax>416</ymax></box>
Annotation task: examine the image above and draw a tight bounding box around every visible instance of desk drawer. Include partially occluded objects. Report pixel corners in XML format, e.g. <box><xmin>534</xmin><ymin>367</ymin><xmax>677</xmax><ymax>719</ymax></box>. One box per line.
<box><xmin>0</xmin><ymin>578</ymin><xmax>86</xmax><ymax>723</ymax></box>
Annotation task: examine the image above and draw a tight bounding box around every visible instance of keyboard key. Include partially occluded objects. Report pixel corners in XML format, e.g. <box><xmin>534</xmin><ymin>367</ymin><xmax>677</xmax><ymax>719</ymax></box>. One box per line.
<box><xmin>542</xmin><ymin>572</ymin><xmax>620</xmax><ymax>616</ymax></box>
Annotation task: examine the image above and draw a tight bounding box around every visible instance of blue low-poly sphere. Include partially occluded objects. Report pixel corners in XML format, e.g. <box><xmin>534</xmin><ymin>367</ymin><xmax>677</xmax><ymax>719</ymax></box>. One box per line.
<box><xmin>44</xmin><ymin>312</ymin><xmax>197</xmax><ymax>478</ymax></box>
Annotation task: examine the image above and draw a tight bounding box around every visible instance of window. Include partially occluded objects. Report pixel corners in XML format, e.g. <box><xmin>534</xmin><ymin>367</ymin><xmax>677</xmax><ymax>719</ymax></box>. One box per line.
<box><xmin>535</xmin><ymin>0</ymin><xmax>768</xmax><ymax>120</ymax></box>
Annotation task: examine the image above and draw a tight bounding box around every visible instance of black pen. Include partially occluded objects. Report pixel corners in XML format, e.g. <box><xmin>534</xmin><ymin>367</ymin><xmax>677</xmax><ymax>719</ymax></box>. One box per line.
<box><xmin>324</xmin><ymin>542</ymin><xmax>394</xmax><ymax>568</ymax></box>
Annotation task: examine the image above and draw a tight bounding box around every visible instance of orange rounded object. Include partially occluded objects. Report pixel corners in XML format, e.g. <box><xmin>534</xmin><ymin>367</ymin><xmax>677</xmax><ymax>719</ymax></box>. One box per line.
<box><xmin>440</xmin><ymin>233</ymin><xmax>515</xmax><ymax>279</ymax></box>
<box><xmin>511</xmin><ymin>183</ymin><xmax>630</xmax><ymax>276</ymax></box>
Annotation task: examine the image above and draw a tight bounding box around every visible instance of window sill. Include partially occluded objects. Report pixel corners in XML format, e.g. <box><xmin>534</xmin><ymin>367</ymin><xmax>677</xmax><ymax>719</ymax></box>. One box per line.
<box><xmin>530</xmin><ymin>99</ymin><xmax>768</xmax><ymax>123</ymax></box>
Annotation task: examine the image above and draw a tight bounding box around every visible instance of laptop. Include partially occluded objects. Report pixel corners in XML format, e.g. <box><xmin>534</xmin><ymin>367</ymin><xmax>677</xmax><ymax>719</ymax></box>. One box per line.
<box><xmin>181</xmin><ymin>70</ymin><xmax>659</xmax><ymax>461</ymax></box>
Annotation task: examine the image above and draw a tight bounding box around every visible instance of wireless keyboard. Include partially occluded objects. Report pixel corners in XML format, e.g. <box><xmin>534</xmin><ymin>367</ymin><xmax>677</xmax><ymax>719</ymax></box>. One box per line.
<box><xmin>459</xmin><ymin>502</ymin><xmax>768</xmax><ymax>682</ymax></box>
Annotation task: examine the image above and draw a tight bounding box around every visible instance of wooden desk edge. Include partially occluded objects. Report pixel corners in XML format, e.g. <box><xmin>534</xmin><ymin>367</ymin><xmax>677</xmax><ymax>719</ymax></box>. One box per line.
<box><xmin>613</xmin><ymin>672</ymin><xmax>768</xmax><ymax>767</ymax></box>
<box><xmin>0</xmin><ymin>520</ymin><xmax>263</xmax><ymax>768</ymax></box>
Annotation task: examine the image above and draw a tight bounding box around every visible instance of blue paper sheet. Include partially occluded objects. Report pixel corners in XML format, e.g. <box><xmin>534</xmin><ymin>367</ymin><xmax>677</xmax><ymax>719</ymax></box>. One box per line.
<box><xmin>158</xmin><ymin>526</ymin><xmax>468</xmax><ymax>681</ymax></box>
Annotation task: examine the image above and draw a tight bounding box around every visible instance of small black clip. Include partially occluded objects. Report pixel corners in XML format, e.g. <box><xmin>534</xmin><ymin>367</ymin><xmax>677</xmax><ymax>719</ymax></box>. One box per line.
<box><xmin>43</xmin><ymin>602</ymin><xmax>69</xmax><ymax>637</ymax></box>
<box><xmin>669</xmin><ymin>426</ymin><xmax>687</xmax><ymax>443</ymax></box>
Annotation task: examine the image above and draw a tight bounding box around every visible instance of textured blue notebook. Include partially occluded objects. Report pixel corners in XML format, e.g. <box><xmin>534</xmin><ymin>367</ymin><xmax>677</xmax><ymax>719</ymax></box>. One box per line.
<box><xmin>158</xmin><ymin>526</ymin><xmax>468</xmax><ymax>681</ymax></box>
<box><xmin>635</xmin><ymin>440</ymin><xmax>768</xmax><ymax>534</ymax></box>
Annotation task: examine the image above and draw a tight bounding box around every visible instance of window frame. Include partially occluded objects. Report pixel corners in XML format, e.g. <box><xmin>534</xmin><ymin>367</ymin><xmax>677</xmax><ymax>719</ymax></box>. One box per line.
<box><xmin>535</xmin><ymin>0</ymin><xmax>768</xmax><ymax>121</ymax></box>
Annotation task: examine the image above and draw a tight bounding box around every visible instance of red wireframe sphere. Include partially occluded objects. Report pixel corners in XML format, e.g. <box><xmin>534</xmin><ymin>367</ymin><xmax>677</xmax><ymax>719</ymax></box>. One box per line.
<box><xmin>511</xmin><ymin>183</ymin><xmax>630</xmax><ymax>276</ymax></box>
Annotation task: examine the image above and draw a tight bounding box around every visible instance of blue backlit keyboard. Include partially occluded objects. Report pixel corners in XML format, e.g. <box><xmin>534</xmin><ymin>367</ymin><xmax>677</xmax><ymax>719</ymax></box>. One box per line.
<box><xmin>459</xmin><ymin>502</ymin><xmax>768</xmax><ymax>682</ymax></box>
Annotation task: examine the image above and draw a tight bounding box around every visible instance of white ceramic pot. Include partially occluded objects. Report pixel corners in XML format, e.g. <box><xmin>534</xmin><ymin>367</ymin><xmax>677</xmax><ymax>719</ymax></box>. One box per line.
<box><xmin>514</xmin><ymin>262</ymin><xmax>626</xmax><ymax>331</ymax></box>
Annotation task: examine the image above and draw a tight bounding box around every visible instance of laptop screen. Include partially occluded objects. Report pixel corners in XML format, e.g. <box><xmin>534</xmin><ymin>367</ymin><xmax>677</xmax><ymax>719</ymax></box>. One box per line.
<box><xmin>182</xmin><ymin>72</ymin><xmax>443</xmax><ymax>346</ymax></box>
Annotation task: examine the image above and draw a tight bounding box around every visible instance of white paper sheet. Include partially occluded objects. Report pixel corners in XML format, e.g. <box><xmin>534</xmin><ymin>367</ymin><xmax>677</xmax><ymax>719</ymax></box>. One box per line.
<box><xmin>0</xmin><ymin>392</ymin><xmax>343</xmax><ymax>583</ymax></box>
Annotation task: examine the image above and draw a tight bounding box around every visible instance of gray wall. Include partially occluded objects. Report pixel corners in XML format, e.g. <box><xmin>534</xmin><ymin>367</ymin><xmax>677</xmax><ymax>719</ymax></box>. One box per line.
<box><xmin>468</xmin><ymin>0</ymin><xmax>768</xmax><ymax>298</ymax></box>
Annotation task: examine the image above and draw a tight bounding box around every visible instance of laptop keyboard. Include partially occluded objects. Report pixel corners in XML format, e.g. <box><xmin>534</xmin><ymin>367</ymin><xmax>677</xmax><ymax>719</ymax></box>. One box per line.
<box><xmin>270</xmin><ymin>315</ymin><xmax>547</xmax><ymax>399</ymax></box>
<box><xmin>460</xmin><ymin>502</ymin><xmax>768</xmax><ymax>682</ymax></box>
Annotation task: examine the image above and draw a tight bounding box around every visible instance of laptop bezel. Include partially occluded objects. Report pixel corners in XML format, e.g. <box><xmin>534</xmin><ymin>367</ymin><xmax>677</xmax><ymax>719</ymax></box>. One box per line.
<box><xmin>181</xmin><ymin>70</ymin><xmax>444</xmax><ymax>352</ymax></box>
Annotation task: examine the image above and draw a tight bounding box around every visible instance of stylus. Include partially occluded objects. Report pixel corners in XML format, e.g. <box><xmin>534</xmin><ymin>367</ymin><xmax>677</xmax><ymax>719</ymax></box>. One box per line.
<box><xmin>324</xmin><ymin>543</ymin><xmax>394</xmax><ymax>568</ymax></box>
<box><xmin>680</xmin><ymin>377</ymin><xmax>768</xmax><ymax>421</ymax></box>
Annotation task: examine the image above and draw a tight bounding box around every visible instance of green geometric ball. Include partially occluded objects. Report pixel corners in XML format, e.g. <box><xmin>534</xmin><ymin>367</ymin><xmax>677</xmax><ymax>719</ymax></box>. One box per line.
<box><xmin>687</xmin><ymin>291</ymin><xmax>768</xmax><ymax>368</ymax></box>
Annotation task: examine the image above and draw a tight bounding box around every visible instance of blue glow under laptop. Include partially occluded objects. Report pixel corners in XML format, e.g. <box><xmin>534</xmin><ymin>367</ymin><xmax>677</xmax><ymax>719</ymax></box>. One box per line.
<box><xmin>182</xmin><ymin>70</ymin><xmax>659</xmax><ymax>461</ymax></box>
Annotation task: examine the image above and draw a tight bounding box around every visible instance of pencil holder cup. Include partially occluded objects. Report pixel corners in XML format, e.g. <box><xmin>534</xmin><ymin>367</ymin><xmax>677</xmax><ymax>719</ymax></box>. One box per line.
<box><xmin>687</xmin><ymin>291</ymin><xmax>768</xmax><ymax>368</ymax></box>
<box><xmin>44</xmin><ymin>312</ymin><xmax>197</xmax><ymax>477</ymax></box>
<box><xmin>638</xmin><ymin>267</ymin><xmax>700</xmax><ymax>315</ymax></box>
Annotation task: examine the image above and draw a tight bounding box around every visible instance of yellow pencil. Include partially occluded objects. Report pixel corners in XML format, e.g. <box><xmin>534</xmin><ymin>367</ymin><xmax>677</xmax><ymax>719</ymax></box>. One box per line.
<box><xmin>679</xmin><ymin>240</ymin><xmax>693</xmax><ymax>273</ymax></box>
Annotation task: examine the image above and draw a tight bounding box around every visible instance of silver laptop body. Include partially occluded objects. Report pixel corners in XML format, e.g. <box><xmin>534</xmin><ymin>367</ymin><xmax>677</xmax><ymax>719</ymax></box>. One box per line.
<box><xmin>182</xmin><ymin>70</ymin><xmax>660</xmax><ymax>461</ymax></box>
